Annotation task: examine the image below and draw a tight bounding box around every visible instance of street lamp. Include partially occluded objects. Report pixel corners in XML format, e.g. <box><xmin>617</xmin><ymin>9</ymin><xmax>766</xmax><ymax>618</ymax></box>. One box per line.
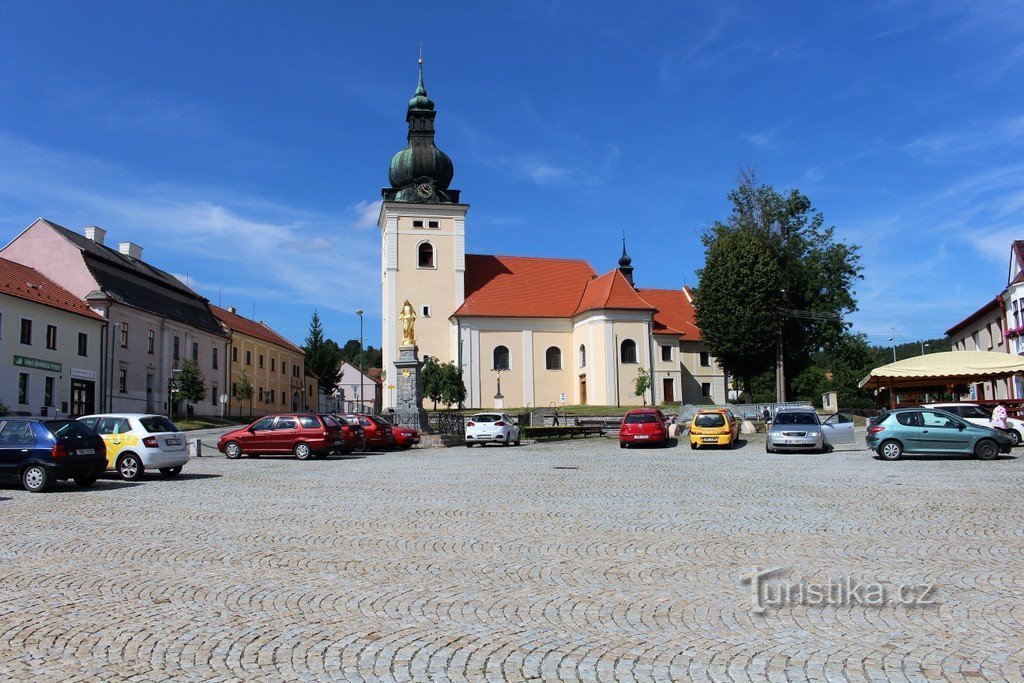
<box><xmin>355</xmin><ymin>309</ymin><xmax>364</xmax><ymax>409</ymax></box>
<box><xmin>888</xmin><ymin>336</ymin><xmax>896</xmax><ymax>362</ymax></box>
<box><xmin>921</xmin><ymin>341</ymin><xmax>930</xmax><ymax>356</ymax></box>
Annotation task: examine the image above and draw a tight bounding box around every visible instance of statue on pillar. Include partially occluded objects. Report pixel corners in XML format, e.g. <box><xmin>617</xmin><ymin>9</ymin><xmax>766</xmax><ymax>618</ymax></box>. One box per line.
<box><xmin>399</xmin><ymin>299</ymin><xmax>417</xmax><ymax>347</ymax></box>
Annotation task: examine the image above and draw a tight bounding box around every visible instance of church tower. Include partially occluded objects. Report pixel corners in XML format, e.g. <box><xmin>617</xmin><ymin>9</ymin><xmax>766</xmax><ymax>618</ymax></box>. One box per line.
<box><xmin>379</xmin><ymin>57</ymin><xmax>468</xmax><ymax>407</ymax></box>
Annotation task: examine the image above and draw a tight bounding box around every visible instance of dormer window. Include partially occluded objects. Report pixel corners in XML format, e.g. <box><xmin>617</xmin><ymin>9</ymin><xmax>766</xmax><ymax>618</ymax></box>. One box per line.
<box><xmin>428</xmin><ymin>220</ymin><xmax>439</xmax><ymax>228</ymax></box>
<box><xmin>413</xmin><ymin>220</ymin><xmax>424</xmax><ymax>228</ymax></box>
<box><xmin>418</xmin><ymin>242</ymin><xmax>435</xmax><ymax>268</ymax></box>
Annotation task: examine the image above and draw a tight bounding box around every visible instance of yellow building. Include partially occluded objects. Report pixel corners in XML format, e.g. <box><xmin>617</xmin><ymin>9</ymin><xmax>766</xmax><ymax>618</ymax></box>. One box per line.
<box><xmin>379</xmin><ymin>63</ymin><xmax>726</xmax><ymax>409</ymax></box>
<box><xmin>212</xmin><ymin>305</ymin><xmax>308</xmax><ymax>418</ymax></box>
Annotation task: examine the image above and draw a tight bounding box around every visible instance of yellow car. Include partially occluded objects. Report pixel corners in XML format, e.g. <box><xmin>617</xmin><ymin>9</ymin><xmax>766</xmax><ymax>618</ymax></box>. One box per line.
<box><xmin>689</xmin><ymin>409</ymin><xmax>740</xmax><ymax>450</ymax></box>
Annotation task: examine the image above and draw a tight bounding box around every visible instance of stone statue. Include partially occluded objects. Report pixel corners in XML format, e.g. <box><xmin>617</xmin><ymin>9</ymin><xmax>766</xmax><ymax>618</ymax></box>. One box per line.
<box><xmin>399</xmin><ymin>299</ymin><xmax>417</xmax><ymax>347</ymax></box>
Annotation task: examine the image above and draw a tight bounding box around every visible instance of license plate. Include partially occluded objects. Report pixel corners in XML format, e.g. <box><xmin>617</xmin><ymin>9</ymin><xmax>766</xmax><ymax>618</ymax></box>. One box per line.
<box><xmin>334</xmin><ymin>440</ymin><xmax>343</xmax><ymax>445</ymax></box>
<box><xmin>635</xmin><ymin>435</ymin><xmax>649</xmax><ymax>440</ymax></box>
<box><xmin>77</xmin><ymin>448</ymin><xmax>95</xmax><ymax>455</ymax></box>
<box><xmin>166</xmin><ymin>439</ymin><xmax>181</xmax><ymax>446</ymax></box>
<box><xmin>702</xmin><ymin>437</ymin><xmax>717</xmax><ymax>443</ymax></box>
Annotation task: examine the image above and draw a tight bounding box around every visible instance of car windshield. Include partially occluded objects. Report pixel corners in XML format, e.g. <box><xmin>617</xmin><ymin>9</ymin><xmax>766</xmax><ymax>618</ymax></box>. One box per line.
<box><xmin>774</xmin><ymin>412</ymin><xmax>819</xmax><ymax>425</ymax></box>
<box><xmin>47</xmin><ymin>419</ymin><xmax>95</xmax><ymax>442</ymax></box>
<box><xmin>472</xmin><ymin>414</ymin><xmax>502</xmax><ymax>423</ymax></box>
<box><xmin>140</xmin><ymin>416</ymin><xmax>179</xmax><ymax>433</ymax></box>
<box><xmin>694</xmin><ymin>413</ymin><xmax>726</xmax><ymax>428</ymax></box>
<box><xmin>624</xmin><ymin>413</ymin><xmax>659</xmax><ymax>424</ymax></box>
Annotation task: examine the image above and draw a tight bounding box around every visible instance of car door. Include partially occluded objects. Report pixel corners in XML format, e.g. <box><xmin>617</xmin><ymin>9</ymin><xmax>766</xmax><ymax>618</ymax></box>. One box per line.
<box><xmin>358</xmin><ymin>416</ymin><xmax>379</xmax><ymax>446</ymax></box>
<box><xmin>271</xmin><ymin>416</ymin><xmax>298</xmax><ymax>453</ymax></box>
<box><xmin>95</xmin><ymin>416</ymin><xmax>127</xmax><ymax>468</ymax></box>
<box><xmin>244</xmin><ymin>417</ymin><xmax>277</xmax><ymax>453</ymax></box>
<box><xmin>0</xmin><ymin>420</ymin><xmax>35</xmax><ymax>476</ymax></box>
<box><xmin>918</xmin><ymin>410</ymin><xmax>971</xmax><ymax>454</ymax></box>
<box><xmin>821</xmin><ymin>413</ymin><xmax>856</xmax><ymax>445</ymax></box>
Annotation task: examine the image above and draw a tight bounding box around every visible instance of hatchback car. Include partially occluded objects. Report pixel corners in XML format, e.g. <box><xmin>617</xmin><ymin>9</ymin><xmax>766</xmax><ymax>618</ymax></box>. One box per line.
<box><xmin>79</xmin><ymin>413</ymin><xmax>189</xmax><ymax>480</ymax></box>
<box><xmin>0</xmin><ymin>418</ymin><xmax>107</xmax><ymax>492</ymax></box>
<box><xmin>619</xmin><ymin>408</ymin><xmax>668</xmax><ymax>448</ymax></box>
<box><xmin>689</xmin><ymin>409</ymin><xmax>739</xmax><ymax>449</ymax></box>
<box><xmin>390</xmin><ymin>424</ymin><xmax>421</xmax><ymax>450</ymax></box>
<box><xmin>923</xmin><ymin>402</ymin><xmax>1024</xmax><ymax>446</ymax></box>
<box><xmin>218</xmin><ymin>414</ymin><xmax>344</xmax><ymax>459</ymax></box>
<box><xmin>465</xmin><ymin>413</ymin><xmax>521</xmax><ymax>447</ymax></box>
<box><xmin>342</xmin><ymin>414</ymin><xmax>398</xmax><ymax>451</ymax></box>
<box><xmin>330</xmin><ymin>414</ymin><xmax>367</xmax><ymax>453</ymax></box>
<box><xmin>866</xmin><ymin>407</ymin><xmax>1012</xmax><ymax>461</ymax></box>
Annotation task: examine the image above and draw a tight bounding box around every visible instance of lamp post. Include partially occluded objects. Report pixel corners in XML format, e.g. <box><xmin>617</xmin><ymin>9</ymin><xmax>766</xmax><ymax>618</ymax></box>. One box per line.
<box><xmin>355</xmin><ymin>309</ymin><xmax>364</xmax><ymax>409</ymax></box>
<box><xmin>921</xmin><ymin>341</ymin><xmax>929</xmax><ymax>356</ymax></box>
<box><xmin>888</xmin><ymin>336</ymin><xmax>896</xmax><ymax>362</ymax></box>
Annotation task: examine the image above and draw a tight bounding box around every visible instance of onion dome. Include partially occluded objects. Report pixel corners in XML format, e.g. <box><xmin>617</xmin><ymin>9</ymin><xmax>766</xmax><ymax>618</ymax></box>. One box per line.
<box><xmin>618</xmin><ymin>235</ymin><xmax>635</xmax><ymax>287</ymax></box>
<box><xmin>383</xmin><ymin>55</ymin><xmax>460</xmax><ymax>203</ymax></box>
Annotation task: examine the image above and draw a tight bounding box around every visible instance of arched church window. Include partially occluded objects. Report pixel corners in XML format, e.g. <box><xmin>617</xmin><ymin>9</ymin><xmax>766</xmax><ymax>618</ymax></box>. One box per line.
<box><xmin>545</xmin><ymin>346</ymin><xmax>562</xmax><ymax>370</ymax></box>
<box><xmin>579</xmin><ymin>345</ymin><xmax>586</xmax><ymax>368</ymax></box>
<box><xmin>620</xmin><ymin>339</ymin><xmax>638</xmax><ymax>364</ymax></box>
<box><xmin>418</xmin><ymin>242</ymin><xmax>434</xmax><ymax>268</ymax></box>
<box><xmin>493</xmin><ymin>346</ymin><xmax>510</xmax><ymax>371</ymax></box>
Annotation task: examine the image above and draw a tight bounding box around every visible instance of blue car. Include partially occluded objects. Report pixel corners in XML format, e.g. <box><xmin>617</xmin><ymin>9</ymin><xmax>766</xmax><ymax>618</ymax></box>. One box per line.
<box><xmin>865</xmin><ymin>407</ymin><xmax>1013</xmax><ymax>461</ymax></box>
<box><xmin>0</xmin><ymin>418</ymin><xmax>108</xmax><ymax>492</ymax></box>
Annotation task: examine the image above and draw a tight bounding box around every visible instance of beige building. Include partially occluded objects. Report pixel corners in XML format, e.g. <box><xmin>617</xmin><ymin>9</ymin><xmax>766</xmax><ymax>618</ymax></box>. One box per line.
<box><xmin>211</xmin><ymin>305</ymin><xmax>308</xmax><ymax>418</ymax></box>
<box><xmin>379</xmin><ymin>64</ymin><xmax>725</xmax><ymax>409</ymax></box>
<box><xmin>0</xmin><ymin>257</ymin><xmax>106</xmax><ymax>416</ymax></box>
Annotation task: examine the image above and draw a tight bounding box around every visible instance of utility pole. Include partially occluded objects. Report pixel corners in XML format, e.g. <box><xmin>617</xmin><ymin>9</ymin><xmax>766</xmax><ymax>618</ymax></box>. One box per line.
<box><xmin>356</xmin><ymin>309</ymin><xmax>364</xmax><ymax>410</ymax></box>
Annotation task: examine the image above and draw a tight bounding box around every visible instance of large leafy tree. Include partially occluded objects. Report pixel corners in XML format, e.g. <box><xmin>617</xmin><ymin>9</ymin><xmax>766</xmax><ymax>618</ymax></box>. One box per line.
<box><xmin>438</xmin><ymin>361</ymin><xmax>467</xmax><ymax>408</ymax></box>
<box><xmin>174</xmin><ymin>359</ymin><xmax>206</xmax><ymax>414</ymax></box>
<box><xmin>303</xmin><ymin>311</ymin><xmax>343</xmax><ymax>393</ymax></box>
<box><xmin>695</xmin><ymin>169</ymin><xmax>862</xmax><ymax>399</ymax></box>
<box><xmin>422</xmin><ymin>356</ymin><xmax>444</xmax><ymax>409</ymax></box>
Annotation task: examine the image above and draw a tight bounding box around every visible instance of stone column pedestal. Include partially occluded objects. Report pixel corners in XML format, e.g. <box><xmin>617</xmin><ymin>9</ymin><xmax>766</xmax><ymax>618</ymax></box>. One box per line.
<box><xmin>393</xmin><ymin>345</ymin><xmax>427</xmax><ymax>428</ymax></box>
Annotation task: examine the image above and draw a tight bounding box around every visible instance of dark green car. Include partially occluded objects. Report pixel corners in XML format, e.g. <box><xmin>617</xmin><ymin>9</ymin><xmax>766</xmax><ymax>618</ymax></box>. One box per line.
<box><xmin>865</xmin><ymin>408</ymin><xmax>1013</xmax><ymax>461</ymax></box>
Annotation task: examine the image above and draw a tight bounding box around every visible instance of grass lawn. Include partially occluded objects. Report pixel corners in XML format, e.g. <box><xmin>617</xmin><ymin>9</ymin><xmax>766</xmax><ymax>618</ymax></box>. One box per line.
<box><xmin>173</xmin><ymin>415</ymin><xmax>249</xmax><ymax>431</ymax></box>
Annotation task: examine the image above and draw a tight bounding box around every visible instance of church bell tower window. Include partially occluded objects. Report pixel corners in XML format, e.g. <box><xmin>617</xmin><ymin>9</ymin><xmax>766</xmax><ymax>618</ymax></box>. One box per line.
<box><xmin>418</xmin><ymin>242</ymin><xmax>435</xmax><ymax>268</ymax></box>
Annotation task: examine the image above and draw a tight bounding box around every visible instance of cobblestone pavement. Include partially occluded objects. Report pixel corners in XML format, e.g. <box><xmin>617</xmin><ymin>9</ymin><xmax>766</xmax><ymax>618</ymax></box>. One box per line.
<box><xmin>2</xmin><ymin>433</ymin><xmax>1023</xmax><ymax>682</ymax></box>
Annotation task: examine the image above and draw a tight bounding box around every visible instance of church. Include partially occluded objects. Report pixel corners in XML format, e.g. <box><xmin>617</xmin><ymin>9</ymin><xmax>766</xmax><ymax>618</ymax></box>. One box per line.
<box><xmin>379</xmin><ymin>63</ymin><xmax>726</xmax><ymax>410</ymax></box>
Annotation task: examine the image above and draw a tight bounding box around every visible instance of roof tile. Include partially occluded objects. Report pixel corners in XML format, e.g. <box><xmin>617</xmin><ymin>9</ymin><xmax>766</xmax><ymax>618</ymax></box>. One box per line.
<box><xmin>211</xmin><ymin>305</ymin><xmax>304</xmax><ymax>354</ymax></box>
<box><xmin>0</xmin><ymin>257</ymin><xmax>105</xmax><ymax>321</ymax></box>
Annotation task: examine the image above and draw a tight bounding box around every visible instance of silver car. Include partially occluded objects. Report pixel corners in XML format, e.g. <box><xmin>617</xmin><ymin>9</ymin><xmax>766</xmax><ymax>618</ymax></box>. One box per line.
<box><xmin>766</xmin><ymin>408</ymin><xmax>825</xmax><ymax>453</ymax></box>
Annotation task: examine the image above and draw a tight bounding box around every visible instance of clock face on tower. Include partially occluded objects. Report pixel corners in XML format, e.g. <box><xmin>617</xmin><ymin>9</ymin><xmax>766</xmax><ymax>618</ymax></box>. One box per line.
<box><xmin>416</xmin><ymin>182</ymin><xmax>433</xmax><ymax>199</ymax></box>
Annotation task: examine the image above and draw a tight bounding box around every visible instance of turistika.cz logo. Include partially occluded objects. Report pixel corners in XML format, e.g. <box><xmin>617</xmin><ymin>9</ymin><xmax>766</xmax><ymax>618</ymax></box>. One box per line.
<box><xmin>740</xmin><ymin>566</ymin><xmax>940</xmax><ymax>614</ymax></box>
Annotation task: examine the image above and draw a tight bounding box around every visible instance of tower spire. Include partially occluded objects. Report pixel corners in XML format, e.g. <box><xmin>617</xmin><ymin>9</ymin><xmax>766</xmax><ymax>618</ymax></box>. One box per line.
<box><xmin>416</xmin><ymin>43</ymin><xmax>426</xmax><ymax>96</ymax></box>
<box><xmin>618</xmin><ymin>233</ymin><xmax>635</xmax><ymax>287</ymax></box>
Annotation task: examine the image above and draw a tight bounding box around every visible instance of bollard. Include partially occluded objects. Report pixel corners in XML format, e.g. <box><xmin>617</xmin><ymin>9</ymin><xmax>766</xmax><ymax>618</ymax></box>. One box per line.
<box><xmin>189</xmin><ymin>438</ymin><xmax>203</xmax><ymax>458</ymax></box>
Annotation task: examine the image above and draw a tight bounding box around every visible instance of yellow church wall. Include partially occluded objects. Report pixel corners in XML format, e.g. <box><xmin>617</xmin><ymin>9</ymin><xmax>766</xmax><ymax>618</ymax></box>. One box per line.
<box><xmin>612</xmin><ymin>320</ymin><xmax>651</xmax><ymax>407</ymax></box>
<box><xmin>531</xmin><ymin>331</ymin><xmax>574</xmax><ymax>408</ymax></box>
<box><xmin>478</xmin><ymin>329</ymin><xmax>525</xmax><ymax>408</ymax></box>
<box><xmin>395</xmin><ymin>220</ymin><xmax>457</xmax><ymax>365</ymax></box>
<box><xmin>571</xmin><ymin>319</ymin><xmax>605</xmax><ymax>405</ymax></box>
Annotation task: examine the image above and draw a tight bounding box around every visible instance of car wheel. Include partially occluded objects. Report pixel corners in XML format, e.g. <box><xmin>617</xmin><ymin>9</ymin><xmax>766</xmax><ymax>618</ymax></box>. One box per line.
<box><xmin>1008</xmin><ymin>430</ymin><xmax>1022</xmax><ymax>447</ymax></box>
<box><xmin>514</xmin><ymin>434</ymin><xmax>521</xmax><ymax>446</ymax></box>
<box><xmin>74</xmin><ymin>472</ymin><xmax>99</xmax><ymax>487</ymax></box>
<box><xmin>160</xmin><ymin>466</ymin><xmax>182</xmax><ymax>478</ymax></box>
<box><xmin>765</xmin><ymin>444</ymin><xmax>774</xmax><ymax>453</ymax></box>
<box><xmin>117</xmin><ymin>453</ymin><xmax>144</xmax><ymax>481</ymax></box>
<box><xmin>503</xmin><ymin>434</ymin><xmax>511</xmax><ymax>447</ymax></box>
<box><xmin>294</xmin><ymin>442</ymin><xmax>312</xmax><ymax>460</ymax></box>
<box><xmin>224</xmin><ymin>441</ymin><xmax>242</xmax><ymax>459</ymax></box>
<box><xmin>621</xmin><ymin>442</ymin><xmax>629</xmax><ymax>449</ymax></box>
<box><xmin>879</xmin><ymin>440</ymin><xmax>903</xmax><ymax>461</ymax></box>
<box><xmin>22</xmin><ymin>465</ymin><xmax>51</xmax><ymax>493</ymax></box>
<box><xmin>690</xmin><ymin>441</ymin><xmax>696</xmax><ymax>450</ymax></box>
<box><xmin>975</xmin><ymin>439</ymin><xmax>998</xmax><ymax>461</ymax></box>
<box><xmin>465</xmin><ymin>442</ymin><xmax>474</xmax><ymax>448</ymax></box>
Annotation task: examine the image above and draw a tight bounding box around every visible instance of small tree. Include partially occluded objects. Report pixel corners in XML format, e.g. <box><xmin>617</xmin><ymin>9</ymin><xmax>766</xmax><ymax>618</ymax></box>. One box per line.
<box><xmin>303</xmin><ymin>310</ymin><xmax>342</xmax><ymax>393</ymax></box>
<box><xmin>236</xmin><ymin>370</ymin><xmax>254</xmax><ymax>418</ymax></box>
<box><xmin>634</xmin><ymin>367</ymin><xmax>652</xmax><ymax>404</ymax></box>
<box><xmin>174</xmin><ymin>359</ymin><xmax>206</xmax><ymax>416</ymax></box>
<box><xmin>421</xmin><ymin>356</ymin><xmax>444</xmax><ymax>409</ymax></box>
<box><xmin>439</xmin><ymin>361</ymin><xmax>467</xmax><ymax>408</ymax></box>
<box><xmin>0</xmin><ymin>399</ymin><xmax>8</xmax><ymax>416</ymax></box>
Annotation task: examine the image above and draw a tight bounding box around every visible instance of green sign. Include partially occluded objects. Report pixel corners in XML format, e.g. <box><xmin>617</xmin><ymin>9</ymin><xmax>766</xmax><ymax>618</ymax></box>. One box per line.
<box><xmin>13</xmin><ymin>355</ymin><xmax>62</xmax><ymax>373</ymax></box>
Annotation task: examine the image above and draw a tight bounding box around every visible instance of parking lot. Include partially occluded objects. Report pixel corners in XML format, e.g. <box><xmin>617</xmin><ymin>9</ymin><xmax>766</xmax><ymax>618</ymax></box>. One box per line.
<box><xmin>2</xmin><ymin>431</ymin><xmax>1022</xmax><ymax>681</ymax></box>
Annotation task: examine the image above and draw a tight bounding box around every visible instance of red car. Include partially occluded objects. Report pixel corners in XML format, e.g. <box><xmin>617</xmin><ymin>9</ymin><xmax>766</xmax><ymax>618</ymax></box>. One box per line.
<box><xmin>218</xmin><ymin>413</ymin><xmax>345</xmax><ymax>460</ymax></box>
<box><xmin>391</xmin><ymin>425</ymin><xmax>421</xmax><ymax>450</ymax></box>
<box><xmin>331</xmin><ymin>414</ymin><xmax>367</xmax><ymax>453</ymax></box>
<box><xmin>619</xmin><ymin>408</ymin><xmax>669</xmax><ymax>448</ymax></box>
<box><xmin>343</xmin><ymin>414</ymin><xmax>397</xmax><ymax>451</ymax></box>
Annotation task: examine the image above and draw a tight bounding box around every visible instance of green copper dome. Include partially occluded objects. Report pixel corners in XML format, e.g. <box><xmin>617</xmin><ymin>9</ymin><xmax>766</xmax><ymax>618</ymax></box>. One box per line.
<box><xmin>383</xmin><ymin>58</ymin><xmax>459</xmax><ymax>203</ymax></box>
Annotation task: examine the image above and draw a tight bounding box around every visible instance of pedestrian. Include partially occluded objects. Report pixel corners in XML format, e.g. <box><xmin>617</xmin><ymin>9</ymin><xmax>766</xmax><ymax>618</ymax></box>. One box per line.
<box><xmin>992</xmin><ymin>403</ymin><xmax>1008</xmax><ymax>431</ymax></box>
<box><xmin>761</xmin><ymin>406</ymin><xmax>771</xmax><ymax>425</ymax></box>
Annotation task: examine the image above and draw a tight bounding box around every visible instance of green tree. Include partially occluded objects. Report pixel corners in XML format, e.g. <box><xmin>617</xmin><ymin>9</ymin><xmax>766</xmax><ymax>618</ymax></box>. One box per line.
<box><xmin>235</xmin><ymin>370</ymin><xmax>254</xmax><ymax>417</ymax></box>
<box><xmin>695</xmin><ymin>169</ymin><xmax>862</xmax><ymax>400</ymax></box>
<box><xmin>303</xmin><ymin>310</ymin><xmax>342</xmax><ymax>393</ymax></box>
<box><xmin>174</xmin><ymin>359</ymin><xmax>206</xmax><ymax>415</ymax></box>
<box><xmin>634</xmin><ymin>367</ymin><xmax>652</xmax><ymax>404</ymax></box>
<box><xmin>422</xmin><ymin>356</ymin><xmax>444</xmax><ymax>409</ymax></box>
<box><xmin>0</xmin><ymin>399</ymin><xmax>8</xmax><ymax>416</ymax></box>
<box><xmin>439</xmin><ymin>361</ymin><xmax>467</xmax><ymax>408</ymax></box>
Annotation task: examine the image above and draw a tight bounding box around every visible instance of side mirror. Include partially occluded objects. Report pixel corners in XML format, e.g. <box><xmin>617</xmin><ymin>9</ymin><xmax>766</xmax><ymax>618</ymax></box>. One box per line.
<box><xmin>958</xmin><ymin>423</ymin><xmax>966</xmax><ymax>431</ymax></box>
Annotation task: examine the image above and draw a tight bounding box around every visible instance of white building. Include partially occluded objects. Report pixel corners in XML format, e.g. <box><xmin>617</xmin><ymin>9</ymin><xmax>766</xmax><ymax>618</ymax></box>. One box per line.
<box><xmin>2</xmin><ymin>219</ymin><xmax>230</xmax><ymax>416</ymax></box>
<box><xmin>0</xmin><ymin>257</ymin><xmax>105</xmax><ymax>416</ymax></box>
<box><xmin>336</xmin><ymin>362</ymin><xmax>379</xmax><ymax>412</ymax></box>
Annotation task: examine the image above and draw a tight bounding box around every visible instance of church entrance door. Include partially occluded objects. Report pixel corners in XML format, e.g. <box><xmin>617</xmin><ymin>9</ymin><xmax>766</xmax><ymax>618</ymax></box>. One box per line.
<box><xmin>663</xmin><ymin>378</ymin><xmax>675</xmax><ymax>403</ymax></box>
<box><xmin>579</xmin><ymin>375</ymin><xmax>587</xmax><ymax>405</ymax></box>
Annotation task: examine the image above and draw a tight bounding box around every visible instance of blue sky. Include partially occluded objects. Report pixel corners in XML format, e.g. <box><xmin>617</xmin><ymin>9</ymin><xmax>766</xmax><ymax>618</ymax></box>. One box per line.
<box><xmin>2</xmin><ymin>1</ymin><xmax>1022</xmax><ymax>350</ymax></box>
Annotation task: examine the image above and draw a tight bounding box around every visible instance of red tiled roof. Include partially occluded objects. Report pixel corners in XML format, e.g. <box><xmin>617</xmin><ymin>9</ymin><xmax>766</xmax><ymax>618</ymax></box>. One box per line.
<box><xmin>456</xmin><ymin>254</ymin><xmax>598</xmax><ymax>318</ymax></box>
<box><xmin>637</xmin><ymin>286</ymin><xmax>702</xmax><ymax>341</ymax></box>
<box><xmin>211</xmin><ymin>305</ymin><xmax>304</xmax><ymax>354</ymax></box>
<box><xmin>0</xmin><ymin>257</ymin><xmax>104</xmax><ymax>321</ymax></box>
<box><xmin>574</xmin><ymin>269</ymin><xmax>654</xmax><ymax>315</ymax></box>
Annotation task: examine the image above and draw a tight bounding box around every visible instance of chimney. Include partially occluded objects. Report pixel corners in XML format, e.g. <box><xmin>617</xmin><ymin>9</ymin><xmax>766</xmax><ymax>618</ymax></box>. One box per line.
<box><xmin>84</xmin><ymin>226</ymin><xmax>106</xmax><ymax>245</ymax></box>
<box><xmin>227</xmin><ymin>306</ymin><xmax>237</xmax><ymax>314</ymax></box>
<box><xmin>118</xmin><ymin>242</ymin><xmax>143</xmax><ymax>260</ymax></box>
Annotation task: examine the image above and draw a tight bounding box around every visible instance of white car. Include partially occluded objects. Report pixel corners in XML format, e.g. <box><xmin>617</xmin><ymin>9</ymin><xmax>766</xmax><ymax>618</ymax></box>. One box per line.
<box><xmin>465</xmin><ymin>413</ymin><xmax>521</xmax><ymax>447</ymax></box>
<box><xmin>78</xmin><ymin>413</ymin><xmax>189</xmax><ymax>480</ymax></box>
<box><xmin>922</xmin><ymin>403</ymin><xmax>1024</xmax><ymax>446</ymax></box>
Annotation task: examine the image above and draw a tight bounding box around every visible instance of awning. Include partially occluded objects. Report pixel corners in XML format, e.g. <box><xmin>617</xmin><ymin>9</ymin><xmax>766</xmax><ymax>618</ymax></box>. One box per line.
<box><xmin>859</xmin><ymin>351</ymin><xmax>1024</xmax><ymax>389</ymax></box>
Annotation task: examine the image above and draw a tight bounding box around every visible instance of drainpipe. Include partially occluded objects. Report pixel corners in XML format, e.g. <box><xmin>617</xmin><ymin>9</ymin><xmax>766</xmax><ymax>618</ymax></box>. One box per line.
<box><xmin>646</xmin><ymin>319</ymin><xmax>656</xmax><ymax>406</ymax></box>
